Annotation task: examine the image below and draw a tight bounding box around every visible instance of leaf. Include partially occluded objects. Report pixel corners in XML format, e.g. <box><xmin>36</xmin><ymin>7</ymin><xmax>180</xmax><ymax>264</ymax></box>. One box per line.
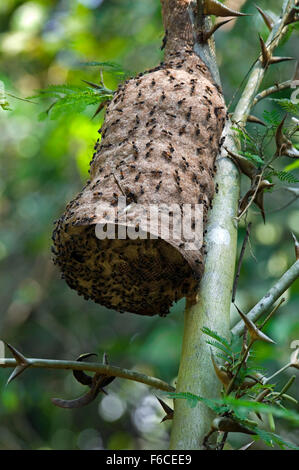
<box><xmin>222</xmin><ymin>396</ymin><xmax>299</xmax><ymax>425</ymax></box>
<box><xmin>231</xmin><ymin>127</ymin><xmax>253</xmax><ymax>142</ymax></box>
<box><xmin>201</xmin><ymin>327</ymin><xmax>231</xmax><ymax>350</ymax></box>
<box><xmin>253</xmin><ymin>428</ymin><xmax>299</xmax><ymax>450</ymax></box>
<box><xmin>241</xmin><ymin>152</ymin><xmax>264</xmax><ymax>166</ymax></box>
<box><xmin>29</xmin><ymin>84</ymin><xmax>88</xmax><ymax>99</ymax></box>
<box><xmin>267</xmin><ymin>170</ymin><xmax>299</xmax><ymax>183</ymax></box>
<box><xmin>284</xmin><ymin>160</ymin><xmax>299</xmax><ymax>171</ymax></box>
<box><xmin>262</xmin><ymin>109</ymin><xmax>282</xmax><ymax>126</ymax></box>
<box><xmin>166</xmin><ymin>392</ymin><xmax>200</xmax><ymax>408</ymax></box>
<box><xmin>48</xmin><ymin>94</ymin><xmax>110</xmax><ymax>120</ymax></box>
<box><xmin>205</xmin><ymin>339</ymin><xmax>232</xmax><ymax>357</ymax></box>
<box><xmin>271</xmin><ymin>98</ymin><xmax>299</xmax><ymax>117</ymax></box>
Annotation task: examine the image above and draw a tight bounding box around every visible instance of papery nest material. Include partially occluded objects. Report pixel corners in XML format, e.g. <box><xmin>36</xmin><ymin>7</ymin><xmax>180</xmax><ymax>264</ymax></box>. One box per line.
<box><xmin>52</xmin><ymin>0</ymin><xmax>235</xmax><ymax>317</ymax></box>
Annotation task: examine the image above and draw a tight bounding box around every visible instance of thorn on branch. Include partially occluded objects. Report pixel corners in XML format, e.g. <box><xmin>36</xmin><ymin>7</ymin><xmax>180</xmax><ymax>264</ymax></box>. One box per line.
<box><xmin>212</xmin><ymin>417</ymin><xmax>257</xmax><ymax>435</ymax></box>
<box><xmin>275</xmin><ymin>116</ymin><xmax>299</xmax><ymax>159</ymax></box>
<box><xmin>247</xmin><ymin>115</ymin><xmax>266</xmax><ymax>126</ymax></box>
<box><xmin>234</xmin><ymin>305</ymin><xmax>275</xmax><ymax>344</ymax></box>
<box><xmin>210</xmin><ymin>348</ymin><xmax>232</xmax><ymax>390</ymax></box>
<box><xmin>155</xmin><ymin>395</ymin><xmax>174</xmax><ymax>422</ymax></box>
<box><xmin>259</xmin><ymin>35</ymin><xmax>294</xmax><ymax>69</ymax></box>
<box><xmin>203</xmin><ymin>0</ymin><xmax>249</xmax><ymax>18</ymax></box>
<box><xmin>238</xmin><ymin>177</ymin><xmax>274</xmax><ymax>223</ymax></box>
<box><xmin>5</xmin><ymin>343</ymin><xmax>31</xmax><ymax>385</ymax></box>
<box><xmin>255</xmin><ymin>5</ymin><xmax>274</xmax><ymax>31</ymax></box>
<box><xmin>200</xmin><ymin>19</ymin><xmax>233</xmax><ymax>42</ymax></box>
<box><xmin>224</xmin><ymin>146</ymin><xmax>256</xmax><ymax>180</ymax></box>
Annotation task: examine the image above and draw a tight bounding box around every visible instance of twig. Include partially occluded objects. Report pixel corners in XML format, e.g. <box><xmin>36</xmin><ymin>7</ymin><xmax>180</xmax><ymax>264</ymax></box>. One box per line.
<box><xmin>231</xmin><ymin>260</ymin><xmax>299</xmax><ymax>336</ymax></box>
<box><xmin>232</xmin><ymin>222</ymin><xmax>252</xmax><ymax>303</ymax></box>
<box><xmin>259</xmin><ymin>297</ymin><xmax>285</xmax><ymax>329</ymax></box>
<box><xmin>253</xmin><ymin>80</ymin><xmax>294</xmax><ymax>107</ymax></box>
<box><xmin>0</xmin><ymin>357</ymin><xmax>175</xmax><ymax>393</ymax></box>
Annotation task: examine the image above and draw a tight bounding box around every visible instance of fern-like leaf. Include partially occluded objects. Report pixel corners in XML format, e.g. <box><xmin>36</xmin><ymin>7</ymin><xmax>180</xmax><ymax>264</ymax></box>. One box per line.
<box><xmin>271</xmin><ymin>98</ymin><xmax>299</xmax><ymax>117</ymax></box>
<box><xmin>201</xmin><ymin>327</ymin><xmax>231</xmax><ymax>350</ymax></box>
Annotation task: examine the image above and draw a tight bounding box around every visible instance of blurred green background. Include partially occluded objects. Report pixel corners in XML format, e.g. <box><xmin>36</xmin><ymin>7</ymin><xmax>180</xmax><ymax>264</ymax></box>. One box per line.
<box><xmin>0</xmin><ymin>0</ymin><xmax>298</xmax><ymax>450</ymax></box>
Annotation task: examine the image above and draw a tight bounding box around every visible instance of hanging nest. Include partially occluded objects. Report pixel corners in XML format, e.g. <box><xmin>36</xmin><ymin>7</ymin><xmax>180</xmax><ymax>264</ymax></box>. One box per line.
<box><xmin>52</xmin><ymin>0</ymin><xmax>227</xmax><ymax>317</ymax></box>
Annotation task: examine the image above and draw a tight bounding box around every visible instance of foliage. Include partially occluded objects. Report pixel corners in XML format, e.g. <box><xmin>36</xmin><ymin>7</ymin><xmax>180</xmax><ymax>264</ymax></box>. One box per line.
<box><xmin>167</xmin><ymin>325</ymin><xmax>299</xmax><ymax>450</ymax></box>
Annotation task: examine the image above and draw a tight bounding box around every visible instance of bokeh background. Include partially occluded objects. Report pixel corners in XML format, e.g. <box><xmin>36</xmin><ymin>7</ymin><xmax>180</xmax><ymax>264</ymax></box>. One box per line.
<box><xmin>0</xmin><ymin>0</ymin><xmax>298</xmax><ymax>450</ymax></box>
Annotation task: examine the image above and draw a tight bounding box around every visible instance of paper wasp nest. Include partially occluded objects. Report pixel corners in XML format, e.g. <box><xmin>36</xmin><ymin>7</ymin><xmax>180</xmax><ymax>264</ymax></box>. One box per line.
<box><xmin>52</xmin><ymin>1</ymin><xmax>227</xmax><ymax>317</ymax></box>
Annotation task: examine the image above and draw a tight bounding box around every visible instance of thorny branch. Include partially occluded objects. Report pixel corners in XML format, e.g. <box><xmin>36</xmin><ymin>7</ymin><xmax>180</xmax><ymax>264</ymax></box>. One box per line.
<box><xmin>0</xmin><ymin>345</ymin><xmax>175</xmax><ymax>393</ymax></box>
<box><xmin>232</xmin><ymin>259</ymin><xmax>299</xmax><ymax>337</ymax></box>
<box><xmin>253</xmin><ymin>80</ymin><xmax>295</xmax><ymax>107</ymax></box>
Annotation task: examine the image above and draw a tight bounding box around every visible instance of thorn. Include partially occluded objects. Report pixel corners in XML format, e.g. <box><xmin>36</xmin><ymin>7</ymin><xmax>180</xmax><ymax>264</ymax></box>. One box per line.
<box><xmin>275</xmin><ymin>116</ymin><xmax>299</xmax><ymax>158</ymax></box>
<box><xmin>4</xmin><ymin>343</ymin><xmax>31</xmax><ymax>384</ymax></box>
<box><xmin>212</xmin><ymin>417</ymin><xmax>257</xmax><ymax>435</ymax></box>
<box><xmin>7</xmin><ymin>365</ymin><xmax>31</xmax><ymax>385</ymax></box>
<box><xmin>259</xmin><ymin>35</ymin><xmax>294</xmax><ymax>68</ymax></box>
<box><xmin>155</xmin><ymin>395</ymin><xmax>174</xmax><ymax>422</ymax></box>
<box><xmin>203</xmin><ymin>0</ymin><xmax>249</xmax><ymax>17</ymax></box>
<box><xmin>224</xmin><ymin>146</ymin><xmax>256</xmax><ymax>180</ymax></box>
<box><xmin>254</xmin><ymin>179</ymin><xmax>274</xmax><ymax>223</ymax></box>
<box><xmin>291</xmin><ymin>233</ymin><xmax>299</xmax><ymax>260</ymax></box>
<box><xmin>255</xmin><ymin>5</ymin><xmax>274</xmax><ymax>31</ymax></box>
<box><xmin>5</xmin><ymin>342</ymin><xmax>29</xmax><ymax>366</ymax></box>
<box><xmin>234</xmin><ymin>305</ymin><xmax>275</xmax><ymax>344</ymax></box>
<box><xmin>202</xmin><ymin>19</ymin><xmax>233</xmax><ymax>42</ymax></box>
<box><xmin>238</xmin><ymin>177</ymin><xmax>274</xmax><ymax>223</ymax></box>
<box><xmin>259</xmin><ymin>35</ymin><xmax>271</xmax><ymax>68</ymax></box>
<box><xmin>82</xmin><ymin>79</ymin><xmax>102</xmax><ymax>90</ymax></box>
<box><xmin>92</xmin><ymin>100</ymin><xmax>110</xmax><ymax>120</ymax></box>
<box><xmin>269</xmin><ymin>56</ymin><xmax>294</xmax><ymax>65</ymax></box>
<box><xmin>247</xmin><ymin>115</ymin><xmax>266</xmax><ymax>126</ymax></box>
<box><xmin>210</xmin><ymin>348</ymin><xmax>232</xmax><ymax>388</ymax></box>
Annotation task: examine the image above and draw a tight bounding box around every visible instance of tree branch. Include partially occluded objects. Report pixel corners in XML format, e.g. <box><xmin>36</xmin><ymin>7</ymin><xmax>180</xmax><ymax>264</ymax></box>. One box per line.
<box><xmin>233</xmin><ymin>0</ymin><xmax>295</xmax><ymax>127</ymax></box>
<box><xmin>253</xmin><ymin>80</ymin><xmax>294</xmax><ymax>107</ymax></box>
<box><xmin>0</xmin><ymin>356</ymin><xmax>175</xmax><ymax>393</ymax></box>
<box><xmin>231</xmin><ymin>259</ymin><xmax>299</xmax><ymax>337</ymax></box>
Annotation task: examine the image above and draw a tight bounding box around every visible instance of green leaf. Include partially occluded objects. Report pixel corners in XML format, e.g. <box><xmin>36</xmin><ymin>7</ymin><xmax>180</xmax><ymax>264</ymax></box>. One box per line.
<box><xmin>166</xmin><ymin>392</ymin><xmax>200</xmax><ymax>408</ymax></box>
<box><xmin>268</xmin><ymin>170</ymin><xmax>299</xmax><ymax>183</ymax></box>
<box><xmin>222</xmin><ymin>396</ymin><xmax>299</xmax><ymax>425</ymax></box>
<box><xmin>262</xmin><ymin>109</ymin><xmax>282</xmax><ymax>126</ymax></box>
<box><xmin>206</xmin><ymin>340</ymin><xmax>232</xmax><ymax>357</ymax></box>
<box><xmin>29</xmin><ymin>84</ymin><xmax>88</xmax><ymax>99</ymax></box>
<box><xmin>284</xmin><ymin>160</ymin><xmax>299</xmax><ymax>171</ymax></box>
<box><xmin>271</xmin><ymin>98</ymin><xmax>299</xmax><ymax>117</ymax></box>
<box><xmin>241</xmin><ymin>152</ymin><xmax>264</xmax><ymax>166</ymax></box>
<box><xmin>254</xmin><ymin>428</ymin><xmax>299</xmax><ymax>450</ymax></box>
<box><xmin>201</xmin><ymin>327</ymin><xmax>231</xmax><ymax>350</ymax></box>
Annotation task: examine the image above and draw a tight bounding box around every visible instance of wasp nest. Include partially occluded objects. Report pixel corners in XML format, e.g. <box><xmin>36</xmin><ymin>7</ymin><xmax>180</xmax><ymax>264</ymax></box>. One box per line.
<box><xmin>52</xmin><ymin>0</ymin><xmax>227</xmax><ymax>316</ymax></box>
